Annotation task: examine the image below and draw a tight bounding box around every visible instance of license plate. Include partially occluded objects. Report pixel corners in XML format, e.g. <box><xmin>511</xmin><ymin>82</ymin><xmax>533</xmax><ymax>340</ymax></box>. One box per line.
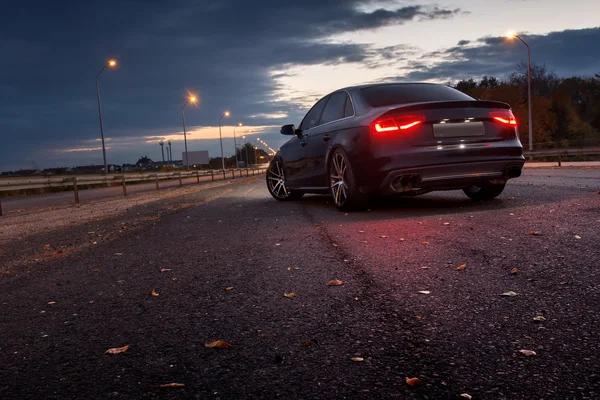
<box><xmin>433</xmin><ymin>121</ymin><xmax>485</xmax><ymax>138</ymax></box>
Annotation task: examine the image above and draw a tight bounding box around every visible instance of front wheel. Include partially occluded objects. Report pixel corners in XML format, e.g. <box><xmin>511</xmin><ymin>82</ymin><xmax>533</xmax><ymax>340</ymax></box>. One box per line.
<box><xmin>329</xmin><ymin>148</ymin><xmax>368</xmax><ymax>211</ymax></box>
<box><xmin>266</xmin><ymin>158</ymin><xmax>304</xmax><ymax>201</ymax></box>
<box><xmin>463</xmin><ymin>183</ymin><xmax>505</xmax><ymax>200</ymax></box>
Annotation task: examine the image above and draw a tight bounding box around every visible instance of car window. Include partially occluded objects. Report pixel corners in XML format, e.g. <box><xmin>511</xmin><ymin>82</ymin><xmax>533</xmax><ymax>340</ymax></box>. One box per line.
<box><xmin>319</xmin><ymin>92</ymin><xmax>347</xmax><ymax>125</ymax></box>
<box><xmin>300</xmin><ymin>96</ymin><xmax>328</xmax><ymax>131</ymax></box>
<box><xmin>361</xmin><ymin>84</ymin><xmax>475</xmax><ymax>108</ymax></box>
<box><xmin>344</xmin><ymin>95</ymin><xmax>354</xmax><ymax>118</ymax></box>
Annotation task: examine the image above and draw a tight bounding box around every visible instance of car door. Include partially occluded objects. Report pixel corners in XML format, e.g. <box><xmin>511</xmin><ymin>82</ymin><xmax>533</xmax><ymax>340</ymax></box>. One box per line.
<box><xmin>287</xmin><ymin>95</ymin><xmax>329</xmax><ymax>187</ymax></box>
<box><xmin>302</xmin><ymin>92</ymin><xmax>350</xmax><ymax>188</ymax></box>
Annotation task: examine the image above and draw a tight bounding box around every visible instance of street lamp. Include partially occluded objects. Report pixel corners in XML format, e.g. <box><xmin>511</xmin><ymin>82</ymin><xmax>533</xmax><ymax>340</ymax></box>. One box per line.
<box><xmin>181</xmin><ymin>95</ymin><xmax>197</xmax><ymax>170</ymax></box>
<box><xmin>96</xmin><ymin>59</ymin><xmax>117</xmax><ymax>174</ymax></box>
<box><xmin>507</xmin><ymin>31</ymin><xmax>533</xmax><ymax>153</ymax></box>
<box><xmin>233</xmin><ymin>122</ymin><xmax>242</xmax><ymax>168</ymax></box>
<box><xmin>218</xmin><ymin>111</ymin><xmax>230</xmax><ymax>171</ymax></box>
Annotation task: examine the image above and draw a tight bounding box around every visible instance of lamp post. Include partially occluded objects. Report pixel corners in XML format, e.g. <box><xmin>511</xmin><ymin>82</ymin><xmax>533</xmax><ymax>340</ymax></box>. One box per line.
<box><xmin>181</xmin><ymin>95</ymin><xmax>197</xmax><ymax>170</ymax></box>
<box><xmin>168</xmin><ymin>140</ymin><xmax>172</xmax><ymax>162</ymax></box>
<box><xmin>159</xmin><ymin>141</ymin><xmax>165</xmax><ymax>162</ymax></box>
<box><xmin>96</xmin><ymin>59</ymin><xmax>117</xmax><ymax>174</ymax></box>
<box><xmin>507</xmin><ymin>32</ymin><xmax>533</xmax><ymax>153</ymax></box>
<box><xmin>242</xmin><ymin>135</ymin><xmax>249</xmax><ymax>166</ymax></box>
<box><xmin>233</xmin><ymin>122</ymin><xmax>242</xmax><ymax>168</ymax></box>
<box><xmin>218</xmin><ymin>111</ymin><xmax>230</xmax><ymax>171</ymax></box>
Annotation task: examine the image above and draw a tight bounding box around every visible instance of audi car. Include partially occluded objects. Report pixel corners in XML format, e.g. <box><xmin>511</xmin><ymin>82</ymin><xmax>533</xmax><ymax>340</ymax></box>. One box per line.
<box><xmin>266</xmin><ymin>83</ymin><xmax>525</xmax><ymax>211</ymax></box>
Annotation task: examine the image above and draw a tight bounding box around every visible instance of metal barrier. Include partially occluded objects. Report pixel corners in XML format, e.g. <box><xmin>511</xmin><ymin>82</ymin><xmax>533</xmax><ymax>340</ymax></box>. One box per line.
<box><xmin>0</xmin><ymin>167</ymin><xmax>267</xmax><ymax>216</ymax></box>
<box><xmin>524</xmin><ymin>146</ymin><xmax>600</xmax><ymax>166</ymax></box>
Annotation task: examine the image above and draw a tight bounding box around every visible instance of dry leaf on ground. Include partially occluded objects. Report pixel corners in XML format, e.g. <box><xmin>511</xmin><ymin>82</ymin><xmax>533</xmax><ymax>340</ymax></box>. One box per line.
<box><xmin>460</xmin><ymin>394</ymin><xmax>473</xmax><ymax>399</ymax></box>
<box><xmin>420</xmin><ymin>241</ymin><xmax>430</xmax><ymax>245</ymax></box>
<box><xmin>525</xmin><ymin>231</ymin><xmax>542</xmax><ymax>236</ymax></box>
<box><xmin>405</xmin><ymin>377</ymin><xmax>420</xmax><ymax>386</ymax></box>
<box><xmin>105</xmin><ymin>345</ymin><xmax>130</xmax><ymax>354</ymax></box>
<box><xmin>47</xmin><ymin>301</ymin><xmax>56</xmax><ymax>305</ymax></box>
<box><xmin>205</xmin><ymin>340</ymin><xmax>232</xmax><ymax>349</ymax></box>
<box><xmin>379</xmin><ymin>235</ymin><xmax>388</xmax><ymax>238</ymax></box>
<box><xmin>456</xmin><ymin>264</ymin><xmax>467</xmax><ymax>271</ymax></box>
<box><xmin>328</xmin><ymin>279</ymin><xmax>344</xmax><ymax>286</ymax></box>
<box><xmin>351</xmin><ymin>357</ymin><xmax>364</xmax><ymax>362</ymax></box>
<box><xmin>399</xmin><ymin>238</ymin><xmax>405</xmax><ymax>242</ymax></box>
<box><xmin>574</xmin><ymin>235</ymin><xmax>582</xmax><ymax>240</ymax></box>
<box><xmin>225</xmin><ymin>287</ymin><xmax>233</xmax><ymax>291</ymax></box>
<box><xmin>418</xmin><ymin>290</ymin><xmax>431</xmax><ymax>295</ymax></box>
<box><xmin>332</xmin><ymin>243</ymin><xmax>338</xmax><ymax>247</ymax></box>
<box><xmin>519</xmin><ymin>349</ymin><xmax>537</xmax><ymax>356</ymax></box>
<box><xmin>283</xmin><ymin>292</ymin><xmax>296</xmax><ymax>298</ymax></box>
<box><xmin>501</xmin><ymin>291</ymin><xmax>518</xmax><ymax>297</ymax></box>
<box><xmin>533</xmin><ymin>316</ymin><xmax>546</xmax><ymax>321</ymax></box>
<box><xmin>443</xmin><ymin>222</ymin><xmax>450</xmax><ymax>225</ymax></box>
<box><xmin>510</xmin><ymin>268</ymin><xmax>519</xmax><ymax>274</ymax></box>
<box><xmin>160</xmin><ymin>383</ymin><xmax>185</xmax><ymax>388</ymax></box>
<box><xmin>151</xmin><ymin>290</ymin><xmax>159</xmax><ymax>297</ymax></box>
<box><xmin>160</xmin><ymin>268</ymin><xmax>171</xmax><ymax>272</ymax></box>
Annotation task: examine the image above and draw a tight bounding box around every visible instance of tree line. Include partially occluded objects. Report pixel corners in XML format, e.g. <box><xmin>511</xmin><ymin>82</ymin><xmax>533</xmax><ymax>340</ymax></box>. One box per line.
<box><xmin>454</xmin><ymin>63</ymin><xmax>600</xmax><ymax>148</ymax></box>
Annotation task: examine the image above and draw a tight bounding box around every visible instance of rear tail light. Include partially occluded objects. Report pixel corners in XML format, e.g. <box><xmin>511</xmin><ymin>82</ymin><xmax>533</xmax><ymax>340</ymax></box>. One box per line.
<box><xmin>490</xmin><ymin>110</ymin><xmax>517</xmax><ymax>126</ymax></box>
<box><xmin>373</xmin><ymin>115</ymin><xmax>425</xmax><ymax>133</ymax></box>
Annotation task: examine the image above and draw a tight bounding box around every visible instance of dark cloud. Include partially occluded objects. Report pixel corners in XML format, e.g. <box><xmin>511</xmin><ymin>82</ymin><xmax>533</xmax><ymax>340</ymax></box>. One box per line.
<box><xmin>0</xmin><ymin>0</ymin><xmax>463</xmax><ymax>170</ymax></box>
<box><xmin>398</xmin><ymin>28</ymin><xmax>600</xmax><ymax>82</ymax></box>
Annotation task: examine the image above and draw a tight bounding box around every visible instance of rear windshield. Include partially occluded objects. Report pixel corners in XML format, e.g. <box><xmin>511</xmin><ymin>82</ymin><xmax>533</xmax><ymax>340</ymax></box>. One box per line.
<box><xmin>361</xmin><ymin>84</ymin><xmax>474</xmax><ymax>108</ymax></box>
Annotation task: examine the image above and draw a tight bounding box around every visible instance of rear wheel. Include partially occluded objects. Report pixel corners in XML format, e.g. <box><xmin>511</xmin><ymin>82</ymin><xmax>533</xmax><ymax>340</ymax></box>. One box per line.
<box><xmin>329</xmin><ymin>148</ymin><xmax>368</xmax><ymax>211</ymax></box>
<box><xmin>463</xmin><ymin>183</ymin><xmax>505</xmax><ymax>200</ymax></box>
<box><xmin>266</xmin><ymin>158</ymin><xmax>303</xmax><ymax>201</ymax></box>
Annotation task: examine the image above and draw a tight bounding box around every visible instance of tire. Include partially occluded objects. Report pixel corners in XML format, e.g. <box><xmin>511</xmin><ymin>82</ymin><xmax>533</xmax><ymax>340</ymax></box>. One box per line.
<box><xmin>266</xmin><ymin>158</ymin><xmax>304</xmax><ymax>201</ymax></box>
<box><xmin>463</xmin><ymin>183</ymin><xmax>506</xmax><ymax>200</ymax></box>
<box><xmin>329</xmin><ymin>148</ymin><xmax>368</xmax><ymax>211</ymax></box>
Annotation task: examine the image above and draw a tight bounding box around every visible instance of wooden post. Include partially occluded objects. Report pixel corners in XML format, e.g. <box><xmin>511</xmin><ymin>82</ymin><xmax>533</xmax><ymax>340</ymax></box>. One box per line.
<box><xmin>231</xmin><ymin>170</ymin><xmax>235</xmax><ymax>179</ymax></box>
<box><xmin>211</xmin><ymin>170</ymin><xmax>215</xmax><ymax>181</ymax></box>
<box><xmin>558</xmin><ymin>154</ymin><xmax>562</xmax><ymax>167</ymax></box>
<box><xmin>196</xmin><ymin>171</ymin><xmax>200</xmax><ymax>183</ymax></box>
<box><xmin>178</xmin><ymin>172</ymin><xmax>183</xmax><ymax>187</ymax></box>
<box><xmin>0</xmin><ymin>198</ymin><xmax>3</xmax><ymax>217</ymax></box>
<box><xmin>155</xmin><ymin>174</ymin><xmax>159</xmax><ymax>190</ymax></box>
<box><xmin>122</xmin><ymin>175</ymin><xmax>127</xmax><ymax>196</ymax></box>
<box><xmin>72</xmin><ymin>177</ymin><xmax>80</xmax><ymax>204</ymax></box>
<box><xmin>222</xmin><ymin>170</ymin><xmax>226</xmax><ymax>180</ymax></box>
<box><xmin>246</xmin><ymin>169</ymin><xmax>249</xmax><ymax>177</ymax></box>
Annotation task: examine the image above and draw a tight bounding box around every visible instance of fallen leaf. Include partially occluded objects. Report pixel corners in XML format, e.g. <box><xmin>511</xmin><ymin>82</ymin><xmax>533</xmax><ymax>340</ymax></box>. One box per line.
<box><xmin>399</xmin><ymin>238</ymin><xmax>405</xmax><ymax>242</ymax></box>
<box><xmin>443</xmin><ymin>222</ymin><xmax>450</xmax><ymax>225</ymax></box>
<box><xmin>460</xmin><ymin>394</ymin><xmax>473</xmax><ymax>399</ymax></box>
<box><xmin>510</xmin><ymin>268</ymin><xmax>519</xmax><ymax>275</ymax></box>
<box><xmin>93</xmin><ymin>269</ymin><xmax>100</xmax><ymax>273</ymax></box>
<box><xmin>47</xmin><ymin>301</ymin><xmax>56</xmax><ymax>305</ymax></box>
<box><xmin>0</xmin><ymin>271</ymin><xmax>11</xmax><ymax>276</ymax></box>
<box><xmin>418</xmin><ymin>290</ymin><xmax>431</xmax><ymax>295</ymax></box>
<box><xmin>328</xmin><ymin>279</ymin><xmax>344</xmax><ymax>286</ymax></box>
<box><xmin>379</xmin><ymin>235</ymin><xmax>388</xmax><ymax>238</ymax></box>
<box><xmin>287</xmin><ymin>267</ymin><xmax>291</xmax><ymax>271</ymax></box>
<box><xmin>257</xmin><ymin>334</ymin><xmax>265</xmax><ymax>339</ymax></box>
<box><xmin>205</xmin><ymin>340</ymin><xmax>232</xmax><ymax>349</ymax></box>
<box><xmin>524</xmin><ymin>231</ymin><xmax>542</xmax><ymax>236</ymax></box>
<box><xmin>501</xmin><ymin>291</ymin><xmax>518</xmax><ymax>297</ymax></box>
<box><xmin>415</xmin><ymin>315</ymin><xmax>422</xmax><ymax>320</ymax></box>
<box><xmin>359</xmin><ymin>230</ymin><xmax>365</xmax><ymax>233</ymax></box>
<box><xmin>533</xmin><ymin>316</ymin><xmax>546</xmax><ymax>321</ymax></box>
<box><xmin>354</xmin><ymin>297</ymin><xmax>360</xmax><ymax>301</ymax></box>
<box><xmin>225</xmin><ymin>287</ymin><xmax>233</xmax><ymax>291</ymax></box>
<box><xmin>275</xmin><ymin>243</ymin><xmax>281</xmax><ymax>246</ymax></box>
<box><xmin>105</xmin><ymin>345</ymin><xmax>130</xmax><ymax>354</ymax></box>
<box><xmin>151</xmin><ymin>289</ymin><xmax>159</xmax><ymax>297</ymax></box>
<box><xmin>89</xmin><ymin>300</ymin><xmax>94</xmax><ymax>304</ymax></box>
<box><xmin>283</xmin><ymin>292</ymin><xmax>296</xmax><ymax>298</ymax></box>
<box><xmin>456</xmin><ymin>264</ymin><xmax>467</xmax><ymax>271</ymax></box>
<box><xmin>160</xmin><ymin>383</ymin><xmax>185</xmax><ymax>388</ymax></box>
<box><xmin>420</xmin><ymin>241</ymin><xmax>430</xmax><ymax>245</ymax></box>
<box><xmin>43</xmin><ymin>244</ymin><xmax>52</xmax><ymax>250</ymax></box>
<box><xmin>351</xmin><ymin>357</ymin><xmax>364</xmax><ymax>362</ymax></box>
<box><xmin>172</xmin><ymin>277</ymin><xmax>177</xmax><ymax>281</ymax></box>
<box><xmin>574</xmin><ymin>235</ymin><xmax>581</xmax><ymax>240</ymax></box>
<box><xmin>405</xmin><ymin>377</ymin><xmax>420</xmax><ymax>386</ymax></box>
<box><xmin>418</xmin><ymin>222</ymin><xmax>423</xmax><ymax>225</ymax></box>
<box><xmin>160</xmin><ymin>268</ymin><xmax>171</xmax><ymax>272</ymax></box>
<box><xmin>332</xmin><ymin>243</ymin><xmax>338</xmax><ymax>247</ymax></box>
<box><xmin>519</xmin><ymin>349</ymin><xmax>537</xmax><ymax>357</ymax></box>
<box><xmin>92</xmin><ymin>241</ymin><xmax>98</xmax><ymax>245</ymax></box>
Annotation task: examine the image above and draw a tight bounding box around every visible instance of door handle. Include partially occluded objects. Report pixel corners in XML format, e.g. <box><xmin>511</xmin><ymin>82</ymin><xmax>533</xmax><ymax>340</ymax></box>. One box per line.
<box><xmin>322</xmin><ymin>135</ymin><xmax>331</xmax><ymax>142</ymax></box>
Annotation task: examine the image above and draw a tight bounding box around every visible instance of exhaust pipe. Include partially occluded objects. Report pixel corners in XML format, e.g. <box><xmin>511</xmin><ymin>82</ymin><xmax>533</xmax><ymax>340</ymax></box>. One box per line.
<box><xmin>392</xmin><ymin>174</ymin><xmax>421</xmax><ymax>192</ymax></box>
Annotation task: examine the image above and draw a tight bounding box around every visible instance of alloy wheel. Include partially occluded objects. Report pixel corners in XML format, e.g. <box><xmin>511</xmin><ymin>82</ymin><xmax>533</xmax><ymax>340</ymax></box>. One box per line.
<box><xmin>330</xmin><ymin>152</ymin><xmax>348</xmax><ymax>206</ymax></box>
<box><xmin>267</xmin><ymin>160</ymin><xmax>290</xmax><ymax>199</ymax></box>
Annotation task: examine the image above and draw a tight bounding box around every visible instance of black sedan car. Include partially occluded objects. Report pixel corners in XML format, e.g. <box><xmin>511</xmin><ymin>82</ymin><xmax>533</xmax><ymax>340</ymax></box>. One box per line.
<box><xmin>266</xmin><ymin>83</ymin><xmax>525</xmax><ymax>211</ymax></box>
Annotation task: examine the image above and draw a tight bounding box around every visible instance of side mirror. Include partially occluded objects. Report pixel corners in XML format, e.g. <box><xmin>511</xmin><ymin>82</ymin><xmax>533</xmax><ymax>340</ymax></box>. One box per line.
<box><xmin>280</xmin><ymin>124</ymin><xmax>296</xmax><ymax>135</ymax></box>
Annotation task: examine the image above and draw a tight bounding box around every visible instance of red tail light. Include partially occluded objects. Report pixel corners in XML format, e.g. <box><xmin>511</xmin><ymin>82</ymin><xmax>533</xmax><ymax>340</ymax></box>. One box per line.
<box><xmin>373</xmin><ymin>115</ymin><xmax>425</xmax><ymax>133</ymax></box>
<box><xmin>490</xmin><ymin>110</ymin><xmax>517</xmax><ymax>126</ymax></box>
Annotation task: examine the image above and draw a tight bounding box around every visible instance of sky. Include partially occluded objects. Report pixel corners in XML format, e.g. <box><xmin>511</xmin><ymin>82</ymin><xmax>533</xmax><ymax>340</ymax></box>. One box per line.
<box><xmin>1</xmin><ymin>0</ymin><xmax>599</xmax><ymax>171</ymax></box>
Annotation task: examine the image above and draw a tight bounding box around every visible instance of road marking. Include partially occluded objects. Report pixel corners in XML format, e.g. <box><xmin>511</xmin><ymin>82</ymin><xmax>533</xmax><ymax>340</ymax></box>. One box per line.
<box><xmin>244</xmin><ymin>187</ymin><xmax>255</xmax><ymax>196</ymax></box>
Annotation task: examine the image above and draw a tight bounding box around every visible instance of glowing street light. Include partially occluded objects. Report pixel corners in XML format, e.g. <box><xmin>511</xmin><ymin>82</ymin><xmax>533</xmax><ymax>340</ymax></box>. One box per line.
<box><xmin>507</xmin><ymin>31</ymin><xmax>533</xmax><ymax>153</ymax></box>
<box><xmin>181</xmin><ymin>95</ymin><xmax>197</xmax><ymax>170</ymax></box>
<box><xmin>95</xmin><ymin>59</ymin><xmax>117</xmax><ymax>174</ymax></box>
<box><xmin>233</xmin><ymin>122</ymin><xmax>242</xmax><ymax>168</ymax></box>
<box><xmin>218</xmin><ymin>111</ymin><xmax>230</xmax><ymax>171</ymax></box>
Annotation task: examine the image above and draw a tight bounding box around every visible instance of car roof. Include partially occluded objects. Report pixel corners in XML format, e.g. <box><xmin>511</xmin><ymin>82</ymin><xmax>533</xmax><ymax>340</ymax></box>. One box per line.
<box><xmin>339</xmin><ymin>82</ymin><xmax>444</xmax><ymax>92</ymax></box>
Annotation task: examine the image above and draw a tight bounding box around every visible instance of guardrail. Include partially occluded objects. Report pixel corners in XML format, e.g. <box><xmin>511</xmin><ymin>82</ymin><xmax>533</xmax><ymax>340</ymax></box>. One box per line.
<box><xmin>524</xmin><ymin>146</ymin><xmax>600</xmax><ymax>166</ymax></box>
<box><xmin>0</xmin><ymin>167</ymin><xmax>267</xmax><ymax>216</ymax></box>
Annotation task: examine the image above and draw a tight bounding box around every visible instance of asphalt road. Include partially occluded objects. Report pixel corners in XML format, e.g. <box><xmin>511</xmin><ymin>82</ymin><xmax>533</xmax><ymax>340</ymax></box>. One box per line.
<box><xmin>0</xmin><ymin>169</ymin><xmax>262</xmax><ymax>213</ymax></box>
<box><xmin>1</xmin><ymin>169</ymin><xmax>599</xmax><ymax>399</ymax></box>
